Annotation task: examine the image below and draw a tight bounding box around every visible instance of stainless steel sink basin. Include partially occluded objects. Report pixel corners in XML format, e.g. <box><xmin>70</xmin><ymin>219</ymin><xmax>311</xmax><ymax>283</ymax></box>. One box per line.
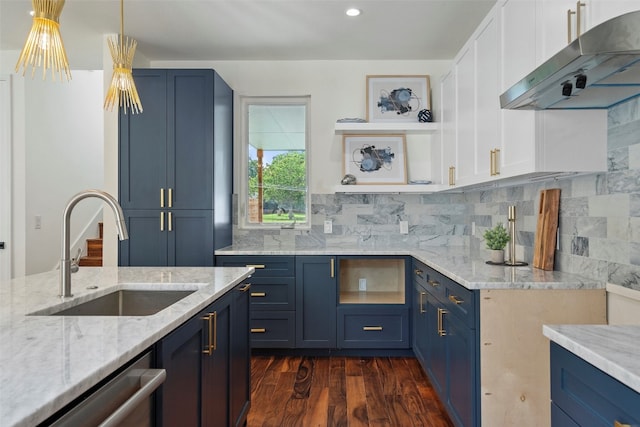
<box><xmin>44</xmin><ymin>289</ymin><xmax>196</xmax><ymax>316</ymax></box>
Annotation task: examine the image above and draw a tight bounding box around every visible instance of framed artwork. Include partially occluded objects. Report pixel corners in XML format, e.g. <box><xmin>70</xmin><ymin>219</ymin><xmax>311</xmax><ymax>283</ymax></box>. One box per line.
<box><xmin>343</xmin><ymin>134</ymin><xmax>407</xmax><ymax>184</ymax></box>
<box><xmin>366</xmin><ymin>75</ymin><xmax>431</xmax><ymax>122</ymax></box>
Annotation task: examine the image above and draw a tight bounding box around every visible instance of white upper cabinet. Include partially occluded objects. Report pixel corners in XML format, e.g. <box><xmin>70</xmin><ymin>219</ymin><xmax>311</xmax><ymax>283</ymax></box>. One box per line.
<box><xmin>440</xmin><ymin>70</ymin><xmax>457</xmax><ymax>187</ymax></box>
<box><xmin>585</xmin><ymin>0</ymin><xmax>640</xmax><ymax>33</ymax></box>
<box><xmin>454</xmin><ymin>44</ymin><xmax>477</xmax><ymax>186</ymax></box>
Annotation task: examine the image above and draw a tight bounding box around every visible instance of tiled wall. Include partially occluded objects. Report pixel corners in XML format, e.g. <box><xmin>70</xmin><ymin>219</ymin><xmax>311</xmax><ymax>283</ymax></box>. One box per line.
<box><xmin>233</xmin><ymin>98</ymin><xmax>640</xmax><ymax>289</ymax></box>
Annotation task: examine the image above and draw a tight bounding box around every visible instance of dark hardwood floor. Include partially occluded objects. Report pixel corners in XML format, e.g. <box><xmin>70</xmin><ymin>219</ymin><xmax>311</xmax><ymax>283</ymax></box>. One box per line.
<box><xmin>247</xmin><ymin>356</ymin><xmax>454</xmax><ymax>427</ymax></box>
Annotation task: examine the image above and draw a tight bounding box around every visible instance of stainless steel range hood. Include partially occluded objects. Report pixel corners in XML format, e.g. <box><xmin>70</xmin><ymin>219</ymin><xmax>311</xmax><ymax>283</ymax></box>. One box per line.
<box><xmin>500</xmin><ymin>10</ymin><xmax>640</xmax><ymax>110</ymax></box>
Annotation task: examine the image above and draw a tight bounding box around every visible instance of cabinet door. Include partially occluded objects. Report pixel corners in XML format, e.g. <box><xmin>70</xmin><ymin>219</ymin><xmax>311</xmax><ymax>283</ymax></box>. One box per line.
<box><xmin>119</xmin><ymin>210</ymin><xmax>168</xmax><ymax>266</ymax></box>
<box><xmin>447</xmin><ymin>312</ymin><xmax>477</xmax><ymax>427</ymax></box>
<box><xmin>230</xmin><ymin>283</ymin><xmax>251</xmax><ymax>427</ymax></box>
<box><xmin>119</xmin><ymin>69</ymin><xmax>168</xmax><ymax>210</ymax></box>
<box><xmin>425</xmin><ymin>292</ymin><xmax>447</xmax><ymax>397</ymax></box>
<box><xmin>167</xmin><ymin>70</ymin><xmax>215</xmax><ymax>210</ymax></box>
<box><xmin>413</xmin><ymin>282</ymin><xmax>428</xmax><ymax>367</ymax></box>
<box><xmin>295</xmin><ymin>256</ymin><xmax>337</xmax><ymax>348</ymax></box>
<box><xmin>440</xmin><ymin>70</ymin><xmax>457</xmax><ymax>186</ymax></box>
<box><xmin>201</xmin><ymin>294</ymin><xmax>231</xmax><ymax>427</ymax></box>
<box><xmin>455</xmin><ymin>44</ymin><xmax>476</xmax><ymax>186</ymax></box>
<box><xmin>538</xmin><ymin>0</ymin><xmax>585</xmax><ymax>62</ymax></box>
<box><xmin>156</xmin><ymin>312</ymin><xmax>203</xmax><ymax>427</ymax></box>
<box><xmin>167</xmin><ymin>210</ymin><xmax>214</xmax><ymax>266</ymax></box>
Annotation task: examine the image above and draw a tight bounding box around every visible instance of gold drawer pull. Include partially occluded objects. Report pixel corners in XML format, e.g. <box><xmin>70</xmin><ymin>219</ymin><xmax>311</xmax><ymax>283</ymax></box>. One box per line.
<box><xmin>246</xmin><ymin>264</ymin><xmax>265</xmax><ymax>269</ymax></box>
<box><xmin>363</xmin><ymin>326</ymin><xmax>383</xmax><ymax>331</ymax></box>
<box><xmin>419</xmin><ymin>292</ymin><xmax>426</xmax><ymax>314</ymax></box>
<box><xmin>238</xmin><ymin>283</ymin><xmax>251</xmax><ymax>292</ymax></box>
<box><xmin>449</xmin><ymin>295</ymin><xmax>463</xmax><ymax>305</ymax></box>
<box><xmin>201</xmin><ymin>312</ymin><xmax>217</xmax><ymax>355</ymax></box>
<box><xmin>251</xmin><ymin>292</ymin><xmax>266</xmax><ymax>297</ymax></box>
<box><xmin>428</xmin><ymin>280</ymin><xmax>440</xmax><ymax>288</ymax></box>
<box><xmin>437</xmin><ymin>308</ymin><xmax>447</xmax><ymax>337</ymax></box>
<box><xmin>614</xmin><ymin>422</ymin><xmax>631</xmax><ymax>427</ymax></box>
<box><xmin>251</xmin><ymin>328</ymin><xmax>266</xmax><ymax>333</ymax></box>
<box><xmin>414</xmin><ymin>268</ymin><xmax>424</xmax><ymax>277</ymax></box>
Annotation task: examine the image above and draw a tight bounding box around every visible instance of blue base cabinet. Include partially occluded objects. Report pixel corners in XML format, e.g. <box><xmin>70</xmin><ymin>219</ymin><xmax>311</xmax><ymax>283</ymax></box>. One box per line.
<box><xmin>155</xmin><ymin>283</ymin><xmax>250</xmax><ymax>427</ymax></box>
<box><xmin>412</xmin><ymin>258</ymin><xmax>478</xmax><ymax>427</ymax></box>
<box><xmin>119</xmin><ymin>69</ymin><xmax>232</xmax><ymax>267</ymax></box>
<box><xmin>550</xmin><ymin>342</ymin><xmax>640</xmax><ymax>427</ymax></box>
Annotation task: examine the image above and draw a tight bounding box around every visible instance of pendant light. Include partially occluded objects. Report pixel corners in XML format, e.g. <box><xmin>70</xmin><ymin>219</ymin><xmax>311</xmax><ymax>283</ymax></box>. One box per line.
<box><xmin>15</xmin><ymin>0</ymin><xmax>71</xmax><ymax>81</ymax></box>
<box><xmin>104</xmin><ymin>0</ymin><xmax>143</xmax><ymax>114</ymax></box>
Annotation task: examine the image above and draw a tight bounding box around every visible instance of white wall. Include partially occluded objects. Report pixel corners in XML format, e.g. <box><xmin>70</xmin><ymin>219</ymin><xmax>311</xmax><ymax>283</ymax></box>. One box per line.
<box><xmin>150</xmin><ymin>60</ymin><xmax>450</xmax><ymax>194</ymax></box>
<box><xmin>18</xmin><ymin>71</ymin><xmax>104</xmax><ymax>274</ymax></box>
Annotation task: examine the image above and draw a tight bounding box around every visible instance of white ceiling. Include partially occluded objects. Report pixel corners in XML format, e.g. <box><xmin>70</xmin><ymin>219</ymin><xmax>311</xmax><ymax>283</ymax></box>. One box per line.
<box><xmin>0</xmin><ymin>0</ymin><xmax>495</xmax><ymax>70</ymax></box>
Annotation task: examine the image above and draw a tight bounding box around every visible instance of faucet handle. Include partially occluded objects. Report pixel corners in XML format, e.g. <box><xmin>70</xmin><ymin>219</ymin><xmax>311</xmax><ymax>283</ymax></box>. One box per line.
<box><xmin>70</xmin><ymin>248</ymin><xmax>82</xmax><ymax>273</ymax></box>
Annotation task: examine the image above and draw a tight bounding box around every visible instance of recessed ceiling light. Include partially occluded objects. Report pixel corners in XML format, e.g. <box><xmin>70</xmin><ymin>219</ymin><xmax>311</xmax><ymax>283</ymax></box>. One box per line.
<box><xmin>346</xmin><ymin>8</ymin><xmax>361</xmax><ymax>17</ymax></box>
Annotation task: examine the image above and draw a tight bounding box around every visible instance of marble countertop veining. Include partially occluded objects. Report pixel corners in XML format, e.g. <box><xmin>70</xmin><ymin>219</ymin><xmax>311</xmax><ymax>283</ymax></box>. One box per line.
<box><xmin>215</xmin><ymin>245</ymin><xmax>604</xmax><ymax>290</ymax></box>
<box><xmin>0</xmin><ymin>266</ymin><xmax>254</xmax><ymax>427</ymax></box>
<box><xmin>543</xmin><ymin>324</ymin><xmax>640</xmax><ymax>394</ymax></box>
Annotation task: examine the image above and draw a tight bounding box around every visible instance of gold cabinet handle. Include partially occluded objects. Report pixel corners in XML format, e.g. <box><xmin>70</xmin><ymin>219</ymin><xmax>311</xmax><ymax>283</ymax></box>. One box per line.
<box><xmin>494</xmin><ymin>148</ymin><xmax>500</xmax><ymax>175</ymax></box>
<box><xmin>414</xmin><ymin>268</ymin><xmax>424</xmax><ymax>278</ymax></box>
<box><xmin>614</xmin><ymin>421</ymin><xmax>631</xmax><ymax>427</ymax></box>
<box><xmin>160</xmin><ymin>188</ymin><xmax>165</xmax><ymax>208</ymax></box>
<box><xmin>437</xmin><ymin>308</ymin><xmax>447</xmax><ymax>337</ymax></box>
<box><xmin>238</xmin><ymin>283</ymin><xmax>251</xmax><ymax>292</ymax></box>
<box><xmin>251</xmin><ymin>292</ymin><xmax>266</xmax><ymax>297</ymax></box>
<box><xmin>330</xmin><ymin>258</ymin><xmax>335</xmax><ymax>278</ymax></box>
<box><xmin>160</xmin><ymin>212</ymin><xmax>165</xmax><ymax>231</ymax></box>
<box><xmin>448</xmin><ymin>166</ymin><xmax>455</xmax><ymax>186</ymax></box>
<box><xmin>201</xmin><ymin>312</ymin><xmax>216</xmax><ymax>355</ymax></box>
<box><xmin>168</xmin><ymin>188</ymin><xmax>173</xmax><ymax>208</ymax></box>
<box><xmin>428</xmin><ymin>279</ymin><xmax>440</xmax><ymax>288</ymax></box>
<box><xmin>576</xmin><ymin>1</ymin><xmax>585</xmax><ymax>38</ymax></box>
<box><xmin>449</xmin><ymin>295</ymin><xmax>463</xmax><ymax>305</ymax></box>
<box><xmin>246</xmin><ymin>264</ymin><xmax>265</xmax><ymax>269</ymax></box>
<box><xmin>419</xmin><ymin>291</ymin><xmax>426</xmax><ymax>314</ymax></box>
<box><xmin>363</xmin><ymin>326</ymin><xmax>383</xmax><ymax>331</ymax></box>
<box><xmin>251</xmin><ymin>328</ymin><xmax>266</xmax><ymax>333</ymax></box>
<box><xmin>567</xmin><ymin>9</ymin><xmax>576</xmax><ymax>43</ymax></box>
<box><xmin>168</xmin><ymin>212</ymin><xmax>173</xmax><ymax>232</ymax></box>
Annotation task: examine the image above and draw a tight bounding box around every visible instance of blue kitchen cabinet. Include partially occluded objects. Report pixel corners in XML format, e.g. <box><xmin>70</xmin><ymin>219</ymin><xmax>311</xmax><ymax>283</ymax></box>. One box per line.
<box><xmin>416</xmin><ymin>258</ymin><xmax>478</xmax><ymax>427</ymax></box>
<box><xmin>156</xmin><ymin>283</ymin><xmax>250</xmax><ymax>427</ymax></box>
<box><xmin>119</xmin><ymin>69</ymin><xmax>232</xmax><ymax>266</ymax></box>
<box><xmin>550</xmin><ymin>342</ymin><xmax>640</xmax><ymax>427</ymax></box>
<box><xmin>295</xmin><ymin>256</ymin><xmax>337</xmax><ymax>348</ymax></box>
<box><xmin>216</xmin><ymin>255</ymin><xmax>296</xmax><ymax>348</ymax></box>
<box><xmin>413</xmin><ymin>264</ymin><xmax>429</xmax><ymax>366</ymax></box>
<box><xmin>120</xmin><ymin>210</ymin><xmax>214</xmax><ymax>267</ymax></box>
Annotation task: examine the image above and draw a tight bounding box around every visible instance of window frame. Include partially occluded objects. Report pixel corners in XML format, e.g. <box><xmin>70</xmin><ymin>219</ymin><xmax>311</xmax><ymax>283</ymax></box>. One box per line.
<box><xmin>238</xmin><ymin>95</ymin><xmax>311</xmax><ymax>230</ymax></box>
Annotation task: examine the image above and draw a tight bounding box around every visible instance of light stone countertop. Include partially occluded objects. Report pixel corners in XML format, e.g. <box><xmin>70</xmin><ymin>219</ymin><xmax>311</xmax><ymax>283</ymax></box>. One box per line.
<box><xmin>543</xmin><ymin>324</ymin><xmax>640</xmax><ymax>394</ymax></box>
<box><xmin>215</xmin><ymin>245</ymin><xmax>604</xmax><ymax>290</ymax></box>
<box><xmin>0</xmin><ymin>266</ymin><xmax>254</xmax><ymax>427</ymax></box>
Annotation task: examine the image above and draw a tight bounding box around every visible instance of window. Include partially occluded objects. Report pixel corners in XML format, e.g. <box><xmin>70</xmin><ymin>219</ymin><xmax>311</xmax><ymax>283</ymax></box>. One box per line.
<box><xmin>239</xmin><ymin>96</ymin><xmax>310</xmax><ymax>229</ymax></box>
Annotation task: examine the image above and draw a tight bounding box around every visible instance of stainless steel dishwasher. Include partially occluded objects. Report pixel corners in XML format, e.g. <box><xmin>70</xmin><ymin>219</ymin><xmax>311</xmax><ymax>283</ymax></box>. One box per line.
<box><xmin>50</xmin><ymin>352</ymin><xmax>165</xmax><ymax>427</ymax></box>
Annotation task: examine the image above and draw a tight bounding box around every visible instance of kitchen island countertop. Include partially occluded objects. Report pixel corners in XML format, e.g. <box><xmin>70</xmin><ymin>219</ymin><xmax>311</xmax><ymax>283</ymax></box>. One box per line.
<box><xmin>0</xmin><ymin>266</ymin><xmax>253</xmax><ymax>427</ymax></box>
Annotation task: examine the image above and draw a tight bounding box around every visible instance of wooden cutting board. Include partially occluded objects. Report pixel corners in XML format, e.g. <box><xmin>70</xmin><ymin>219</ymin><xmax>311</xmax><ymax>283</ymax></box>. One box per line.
<box><xmin>532</xmin><ymin>189</ymin><xmax>561</xmax><ymax>270</ymax></box>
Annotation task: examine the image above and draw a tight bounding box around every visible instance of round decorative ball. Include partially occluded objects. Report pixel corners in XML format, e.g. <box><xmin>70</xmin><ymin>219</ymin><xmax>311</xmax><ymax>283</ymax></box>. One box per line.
<box><xmin>418</xmin><ymin>109</ymin><xmax>433</xmax><ymax>123</ymax></box>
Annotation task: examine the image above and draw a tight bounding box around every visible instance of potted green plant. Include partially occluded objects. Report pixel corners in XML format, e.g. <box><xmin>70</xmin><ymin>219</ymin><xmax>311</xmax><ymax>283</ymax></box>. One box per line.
<box><xmin>483</xmin><ymin>223</ymin><xmax>510</xmax><ymax>263</ymax></box>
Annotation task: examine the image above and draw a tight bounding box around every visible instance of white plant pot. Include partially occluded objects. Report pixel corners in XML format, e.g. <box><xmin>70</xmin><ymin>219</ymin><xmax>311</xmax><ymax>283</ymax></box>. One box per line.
<box><xmin>488</xmin><ymin>249</ymin><xmax>505</xmax><ymax>263</ymax></box>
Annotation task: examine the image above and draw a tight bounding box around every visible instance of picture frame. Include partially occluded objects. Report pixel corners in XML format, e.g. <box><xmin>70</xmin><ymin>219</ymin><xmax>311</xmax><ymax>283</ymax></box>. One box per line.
<box><xmin>366</xmin><ymin>75</ymin><xmax>431</xmax><ymax>123</ymax></box>
<box><xmin>343</xmin><ymin>134</ymin><xmax>407</xmax><ymax>184</ymax></box>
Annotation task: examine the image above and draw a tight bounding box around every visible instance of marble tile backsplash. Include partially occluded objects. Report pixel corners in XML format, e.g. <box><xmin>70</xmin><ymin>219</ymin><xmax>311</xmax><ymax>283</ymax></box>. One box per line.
<box><xmin>232</xmin><ymin>98</ymin><xmax>640</xmax><ymax>289</ymax></box>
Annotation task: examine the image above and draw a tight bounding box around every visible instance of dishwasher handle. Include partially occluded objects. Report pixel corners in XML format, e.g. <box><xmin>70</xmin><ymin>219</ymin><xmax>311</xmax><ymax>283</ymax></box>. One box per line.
<box><xmin>98</xmin><ymin>368</ymin><xmax>166</xmax><ymax>427</ymax></box>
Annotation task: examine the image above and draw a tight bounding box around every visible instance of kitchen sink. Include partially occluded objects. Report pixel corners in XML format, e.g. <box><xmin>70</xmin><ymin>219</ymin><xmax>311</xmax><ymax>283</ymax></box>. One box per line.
<box><xmin>32</xmin><ymin>289</ymin><xmax>196</xmax><ymax>316</ymax></box>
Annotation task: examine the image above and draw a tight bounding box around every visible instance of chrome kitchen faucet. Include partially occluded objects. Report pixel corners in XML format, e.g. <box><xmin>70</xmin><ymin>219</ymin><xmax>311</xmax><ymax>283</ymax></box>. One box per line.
<box><xmin>60</xmin><ymin>190</ymin><xmax>129</xmax><ymax>297</ymax></box>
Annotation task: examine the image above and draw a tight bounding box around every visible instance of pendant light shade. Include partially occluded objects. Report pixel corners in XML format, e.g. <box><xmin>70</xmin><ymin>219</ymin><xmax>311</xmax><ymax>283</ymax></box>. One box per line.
<box><xmin>15</xmin><ymin>0</ymin><xmax>71</xmax><ymax>81</ymax></box>
<box><xmin>104</xmin><ymin>0</ymin><xmax>143</xmax><ymax>114</ymax></box>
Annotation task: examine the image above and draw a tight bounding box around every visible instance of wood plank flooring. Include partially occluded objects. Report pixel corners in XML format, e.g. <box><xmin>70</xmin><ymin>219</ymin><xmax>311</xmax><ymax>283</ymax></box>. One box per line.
<box><xmin>247</xmin><ymin>356</ymin><xmax>454</xmax><ymax>427</ymax></box>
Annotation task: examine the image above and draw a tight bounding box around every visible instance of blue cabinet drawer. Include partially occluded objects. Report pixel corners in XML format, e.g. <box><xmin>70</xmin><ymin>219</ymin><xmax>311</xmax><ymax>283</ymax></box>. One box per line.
<box><xmin>412</xmin><ymin>259</ymin><xmax>429</xmax><ymax>288</ymax></box>
<box><xmin>216</xmin><ymin>256</ymin><xmax>295</xmax><ymax>277</ymax></box>
<box><xmin>551</xmin><ymin>342</ymin><xmax>640</xmax><ymax>427</ymax></box>
<box><xmin>337</xmin><ymin>307</ymin><xmax>409</xmax><ymax>349</ymax></box>
<box><xmin>248</xmin><ymin>277</ymin><xmax>295</xmax><ymax>311</ymax></box>
<box><xmin>421</xmin><ymin>263</ymin><xmax>447</xmax><ymax>300</ymax></box>
<box><xmin>443</xmin><ymin>279</ymin><xmax>475</xmax><ymax>329</ymax></box>
<box><xmin>250</xmin><ymin>311</ymin><xmax>295</xmax><ymax>348</ymax></box>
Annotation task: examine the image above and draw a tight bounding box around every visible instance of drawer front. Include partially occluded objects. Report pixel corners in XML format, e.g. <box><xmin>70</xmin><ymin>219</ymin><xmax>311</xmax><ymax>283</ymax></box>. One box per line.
<box><xmin>250</xmin><ymin>311</ymin><xmax>295</xmax><ymax>348</ymax></box>
<box><xmin>248</xmin><ymin>277</ymin><xmax>295</xmax><ymax>311</ymax></box>
<box><xmin>551</xmin><ymin>342</ymin><xmax>640</xmax><ymax>427</ymax></box>
<box><xmin>216</xmin><ymin>255</ymin><xmax>295</xmax><ymax>277</ymax></box>
<box><xmin>412</xmin><ymin>259</ymin><xmax>429</xmax><ymax>288</ymax></box>
<box><xmin>337</xmin><ymin>307</ymin><xmax>409</xmax><ymax>349</ymax></box>
<box><xmin>443</xmin><ymin>278</ymin><xmax>475</xmax><ymax>328</ymax></box>
<box><xmin>422</xmin><ymin>263</ymin><xmax>447</xmax><ymax>300</ymax></box>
